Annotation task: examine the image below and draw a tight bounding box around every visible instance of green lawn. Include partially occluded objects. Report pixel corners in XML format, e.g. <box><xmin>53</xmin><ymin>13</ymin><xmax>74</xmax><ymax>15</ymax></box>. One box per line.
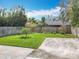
<box><xmin>0</xmin><ymin>33</ymin><xmax>75</xmax><ymax>49</ymax></box>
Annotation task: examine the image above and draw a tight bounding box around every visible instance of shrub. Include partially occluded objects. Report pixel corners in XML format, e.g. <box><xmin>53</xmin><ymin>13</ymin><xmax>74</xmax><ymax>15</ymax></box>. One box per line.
<box><xmin>21</xmin><ymin>28</ymin><xmax>31</xmax><ymax>38</ymax></box>
<box><xmin>59</xmin><ymin>27</ymin><xmax>66</xmax><ymax>34</ymax></box>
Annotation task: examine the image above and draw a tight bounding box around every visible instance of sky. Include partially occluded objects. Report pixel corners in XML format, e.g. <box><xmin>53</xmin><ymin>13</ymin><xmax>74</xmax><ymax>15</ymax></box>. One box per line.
<box><xmin>0</xmin><ymin>0</ymin><xmax>61</xmax><ymax>19</ymax></box>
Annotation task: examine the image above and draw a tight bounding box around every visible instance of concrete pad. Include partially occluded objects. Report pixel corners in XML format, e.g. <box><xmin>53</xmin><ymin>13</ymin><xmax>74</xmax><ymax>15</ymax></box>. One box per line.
<box><xmin>0</xmin><ymin>45</ymin><xmax>34</xmax><ymax>59</ymax></box>
<box><xmin>39</xmin><ymin>38</ymin><xmax>79</xmax><ymax>59</ymax></box>
<box><xmin>27</xmin><ymin>49</ymin><xmax>68</xmax><ymax>59</ymax></box>
<box><xmin>26</xmin><ymin>57</ymin><xmax>41</xmax><ymax>59</ymax></box>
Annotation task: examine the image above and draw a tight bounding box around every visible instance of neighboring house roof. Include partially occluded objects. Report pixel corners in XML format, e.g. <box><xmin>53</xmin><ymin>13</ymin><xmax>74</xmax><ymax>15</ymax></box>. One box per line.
<box><xmin>45</xmin><ymin>20</ymin><xmax>70</xmax><ymax>26</ymax></box>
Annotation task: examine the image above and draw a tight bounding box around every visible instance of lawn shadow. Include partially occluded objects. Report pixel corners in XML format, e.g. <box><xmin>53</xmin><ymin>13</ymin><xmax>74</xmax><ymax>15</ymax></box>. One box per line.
<box><xmin>19</xmin><ymin>36</ymin><xmax>31</xmax><ymax>39</ymax></box>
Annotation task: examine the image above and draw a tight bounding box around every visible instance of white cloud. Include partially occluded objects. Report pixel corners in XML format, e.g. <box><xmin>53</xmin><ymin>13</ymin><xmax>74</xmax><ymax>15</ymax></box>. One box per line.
<box><xmin>27</xmin><ymin>7</ymin><xmax>61</xmax><ymax>17</ymax></box>
<box><xmin>0</xmin><ymin>6</ymin><xmax>4</xmax><ymax>9</ymax></box>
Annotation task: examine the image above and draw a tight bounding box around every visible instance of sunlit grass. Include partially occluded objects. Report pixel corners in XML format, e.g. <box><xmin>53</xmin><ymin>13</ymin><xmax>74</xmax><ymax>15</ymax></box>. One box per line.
<box><xmin>0</xmin><ymin>33</ymin><xmax>75</xmax><ymax>49</ymax></box>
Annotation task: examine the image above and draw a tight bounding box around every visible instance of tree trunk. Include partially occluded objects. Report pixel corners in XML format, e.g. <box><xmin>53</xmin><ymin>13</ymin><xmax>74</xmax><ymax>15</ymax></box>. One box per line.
<box><xmin>41</xmin><ymin>26</ymin><xmax>43</xmax><ymax>33</ymax></box>
<box><xmin>62</xmin><ymin>25</ymin><xmax>65</xmax><ymax>34</ymax></box>
<box><xmin>61</xmin><ymin>22</ymin><xmax>66</xmax><ymax>34</ymax></box>
<box><xmin>25</xmin><ymin>33</ymin><xmax>27</xmax><ymax>38</ymax></box>
<box><xmin>39</xmin><ymin>26</ymin><xmax>43</xmax><ymax>33</ymax></box>
<box><xmin>75</xmin><ymin>27</ymin><xmax>78</xmax><ymax>38</ymax></box>
<box><xmin>61</xmin><ymin>20</ymin><xmax>66</xmax><ymax>34</ymax></box>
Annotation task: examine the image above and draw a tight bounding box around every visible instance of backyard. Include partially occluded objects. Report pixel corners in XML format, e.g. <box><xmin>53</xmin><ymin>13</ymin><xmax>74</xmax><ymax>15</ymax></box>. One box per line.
<box><xmin>0</xmin><ymin>0</ymin><xmax>79</xmax><ymax>59</ymax></box>
<box><xmin>0</xmin><ymin>33</ymin><xmax>75</xmax><ymax>49</ymax></box>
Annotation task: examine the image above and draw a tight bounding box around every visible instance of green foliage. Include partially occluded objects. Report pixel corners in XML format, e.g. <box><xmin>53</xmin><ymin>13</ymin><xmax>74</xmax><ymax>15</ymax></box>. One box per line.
<box><xmin>41</xmin><ymin>17</ymin><xmax>46</xmax><ymax>26</ymax></box>
<box><xmin>0</xmin><ymin>5</ymin><xmax>27</xmax><ymax>26</ymax></box>
<box><xmin>59</xmin><ymin>27</ymin><xmax>66</xmax><ymax>34</ymax></box>
<box><xmin>37</xmin><ymin>17</ymin><xmax>46</xmax><ymax>33</ymax></box>
<box><xmin>21</xmin><ymin>28</ymin><xmax>31</xmax><ymax>38</ymax></box>
<box><xmin>21</xmin><ymin>28</ymin><xmax>31</xmax><ymax>34</ymax></box>
<box><xmin>28</xmin><ymin>17</ymin><xmax>37</xmax><ymax>24</ymax></box>
<box><xmin>68</xmin><ymin>0</ymin><xmax>79</xmax><ymax>37</ymax></box>
<box><xmin>68</xmin><ymin>0</ymin><xmax>79</xmax><ymax>27</ymax></box>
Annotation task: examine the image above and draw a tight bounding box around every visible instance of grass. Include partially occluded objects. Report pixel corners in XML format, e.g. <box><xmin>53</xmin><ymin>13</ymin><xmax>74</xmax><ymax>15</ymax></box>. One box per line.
<box><xmin>0</xmin><ymin>33</ymin><xmax>75</xmax><ymax>49</ymax></box>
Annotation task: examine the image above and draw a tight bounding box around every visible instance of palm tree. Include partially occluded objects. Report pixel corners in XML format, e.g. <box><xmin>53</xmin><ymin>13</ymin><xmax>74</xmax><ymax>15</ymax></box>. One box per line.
<box><xmin>39</xmin><ymin>17</ymin><xmax>46</xmax><ymax>33</ymax></box>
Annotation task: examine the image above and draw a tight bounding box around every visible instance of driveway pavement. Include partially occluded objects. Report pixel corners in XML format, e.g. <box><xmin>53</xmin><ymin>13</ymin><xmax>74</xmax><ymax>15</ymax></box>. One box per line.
<box><xmin>0</xmin><ymin>38</ymin><xmax>79</xmax><ymax>59</ymax></box>
<box><xmin>0</xmin><ymin>45</ymin><xmax>34</xmax><ymax>59</ymax></box>
<box><xmin>39</xmin><ymin>38</ymin><xmax>79</xmax><ymax>59</ymax></box>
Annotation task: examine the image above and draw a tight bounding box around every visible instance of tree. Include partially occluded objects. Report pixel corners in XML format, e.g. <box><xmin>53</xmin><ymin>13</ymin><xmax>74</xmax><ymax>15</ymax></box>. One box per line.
<box><xmin>25</xmin><ymin>17</ymin><xmax>38</xmax><ymax>32</ymax></box>
<box><xmin>0</xmin><ymin>8</ymin><xmax>7</xmax><ymax>26</ymax></box>
<box><xmin>59</xmin><ymin>0</ymin><xmax>68</xmax><ymax>34</ymax></box>
<box><xmin>68</xmin><ymin>0</ymin><xmax>79</xmax><ymax>37</ymax></box>
<box><xmin>28</xmin><ymin>17</ymin><xmax>37</xmax><ymax>24</ymax></box>
<box><xmin>21</xmin><ymin>28</ymin><xmax>31</xmax><ymax>38</ymax></box>
<box><xmin>39</xmin><ymin>17</ymin><xmax>46</xmax><ymax>33</ymax></box>
<box><xmin>41</xmin><ymin>17</ymin><xmax>46</xmax><ymax>25</ymax></box>
<box><xmin>0</xmin><ymin>5</ymin><xmax>27</xmax><ymax>27</ymax></box>
<box><xmin>10</xmin><ymin>5</ymin><xmax>27</xmax><ymax>26</ymax></box>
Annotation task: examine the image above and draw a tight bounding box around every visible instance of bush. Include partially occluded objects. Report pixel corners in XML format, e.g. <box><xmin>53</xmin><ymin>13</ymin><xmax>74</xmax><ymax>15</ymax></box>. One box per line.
<box><xmin>21</xmin><ymin>28</ymin><xmax>31</xmax><ymax>38</ymax></box>
<box><xmin>59</xmin><ymin>27</ymin><xmax>66</xmax><ymax>34</ymax></box>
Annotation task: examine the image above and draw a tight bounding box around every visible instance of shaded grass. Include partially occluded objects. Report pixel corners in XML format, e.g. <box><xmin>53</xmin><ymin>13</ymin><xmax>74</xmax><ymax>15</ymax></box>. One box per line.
<box><xmin>0</xmin><ymin>33</ymin><xmax>75</xmax><ymax>49</ymax></box>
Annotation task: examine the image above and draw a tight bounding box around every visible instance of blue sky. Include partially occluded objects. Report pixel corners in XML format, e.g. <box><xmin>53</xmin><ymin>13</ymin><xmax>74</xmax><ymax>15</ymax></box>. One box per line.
<box><xmin>0</xmin><ymin>0</ymin><xmax>60</xmax><ymax>10</ymax></box>
<box><xmin>0</xmin><ymin>0</ymin><xmax>61</xmax><ymax>19</ymax></box>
